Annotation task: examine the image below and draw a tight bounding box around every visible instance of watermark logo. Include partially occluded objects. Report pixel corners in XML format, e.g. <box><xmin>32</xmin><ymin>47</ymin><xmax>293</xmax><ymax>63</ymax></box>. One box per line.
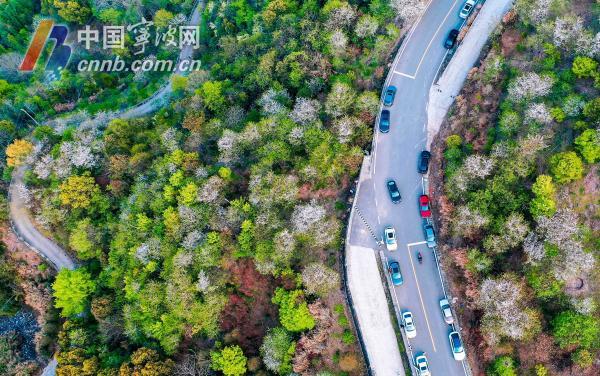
<box><xmin>19</xmin><ymin>20</ymin><xmax>71</xmax><ymax>76</ymax></box>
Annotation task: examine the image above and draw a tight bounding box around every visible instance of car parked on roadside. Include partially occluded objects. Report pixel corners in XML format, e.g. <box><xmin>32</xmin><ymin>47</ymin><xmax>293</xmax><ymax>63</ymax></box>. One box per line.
<box><xmin>459</xmin><ymin>0</ymin><xmax>476</xmax><ymax>19</ymax></box>
<box><xmin>388</xmin><ymin>261</ymin><xmax>403</xmax><ymax>286</ymax></box>
<box><xmin>414</xmin><ymin>354</ymin><xmax>431</xmax><ymax>376</ymax></box>
<box><xmin>387</xmin><ymin>179</ymin><xmax>402</xmax><ymax>203</ymax></box>
<box><xmin>418</xmin><ymin>150</ymin><xmax>431</xmax><ymax>173</ymax></box>
<box><xmin>402</xmin><ymin>311</ymin><xmax>417</xmax><ymax>338</ymax></box>
<box><xmin>379</xmin><ymin>110</ymin><xmax>391</xmax><ymax>133</ymax></box>
<box><xmin>440</xmin><ymin>298</ymin><xmax>454</xmax><ymax>324</ymax></box>
<box><xmin>384</xmin><ymin>226</ymin><xmax>398</xmax><ymax>251</ymax></box>
<box><xmin>383</xmin><ymin>86</ymin><xmax>397</xmax><ymax>106</ymax></box>
<box><xmin>419</xmin><ymin>194</ymin><xmax>431</xmax><ymax>218</ymax></box>
<box><xmin>445</xmin><ymin>29</ymin><xmax>459</xmax><ymax>49</ymax></box>
<box><xmin>449</xmin><ymin>331</ymin><xmax>466</xmax><ymax>360</ymax></box>
<box><xmin>423</xmin><ymin>223</ymin><xmax>436</xmax><ymax>248</ymax></box>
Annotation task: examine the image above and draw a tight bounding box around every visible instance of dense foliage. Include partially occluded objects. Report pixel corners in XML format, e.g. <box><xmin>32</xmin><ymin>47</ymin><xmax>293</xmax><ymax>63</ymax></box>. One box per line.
<box><xmin>6</xmin><ymin>0</ymin><xmax>408</xmax><ymax>374</ymax></box>
<box><xmin>439</xmin><ymin>0</ymin><xmax>600</xmax><ymax>374</ymax></box>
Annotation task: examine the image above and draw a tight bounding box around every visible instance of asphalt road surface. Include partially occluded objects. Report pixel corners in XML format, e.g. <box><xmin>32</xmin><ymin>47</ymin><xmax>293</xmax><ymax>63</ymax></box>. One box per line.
<box><xmin>348</xmin><ymin>0</ymin><xmax>468</xmax><ymax>375</ymax></box>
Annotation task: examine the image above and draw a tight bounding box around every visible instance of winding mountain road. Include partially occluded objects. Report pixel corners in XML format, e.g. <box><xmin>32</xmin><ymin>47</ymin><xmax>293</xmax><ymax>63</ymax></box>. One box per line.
<box><xmin>346</xmin><ymin>0</ymin><xmax>511</xmax><ymax>375</ymax></box>
<box><xmin>8</xmin><ymin>2</ymin><xmax>204</xmax><ymax>374</ymax></box>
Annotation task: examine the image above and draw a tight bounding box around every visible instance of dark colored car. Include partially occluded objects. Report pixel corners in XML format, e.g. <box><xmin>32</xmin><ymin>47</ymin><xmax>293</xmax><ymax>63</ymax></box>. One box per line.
<box><xmin>379</xmin><ymin>110</ymin><xmax>391</xmax><ymax>133</ymax></box>
<box><xmin>388</xmin><ymin>261</ymin><xmax>403</xmax><ymax>286</ymax></box>
<box><xmin>445</xmin><ymin>29</ymin><xmax>459</xmax><ymax>49</ymax></box>
<box><xmin>383</xmin><ymin>86</ymin><xmax>397</xmax><ymax>106</ymax></box>
<box><xmin>418</xmin><ymin>151</ymin><xmax>431</xmax><ymax>174</ymax></box>
<box><xmin>387</xmin><ymin>180</ymin><xmax>402</xmax><ymax>203</ymax></box>
<box><xmin>419</xmin><ymin>194</ymin><xmax>431</xmax><ymax>218</ymax></box>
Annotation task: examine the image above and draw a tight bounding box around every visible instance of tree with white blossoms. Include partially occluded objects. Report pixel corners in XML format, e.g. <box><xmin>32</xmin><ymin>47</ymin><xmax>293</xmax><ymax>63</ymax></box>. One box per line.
<box><xmin>462</xmin><ymin>154</ymin><xmax>495</xmax><ymax>180</ymax></box>
<box><xmin>248</xmin><ymin>172</ymin><xmax>299</xmax><ymax>209</ymax></box>
<box><xmin>325</xmin><ymin>3</ymin><xmax>356</xmax><ymax>30</ymax></box>
<box><xmin>552</xmin><ymin>239</ymin><xmax>595</xmax><ymax>283</ymax></box>
<box><xmin>525</xmin><ymin>103</ymin><xmax>553</xmax><ymax>125</ymax></box>
<box><xmin>302</xmin><ymin>263</ymin><xmax>339</xmax><ymax>297</ymax></box>
<box><xmin>570</xmin><ymin>297</ymin><xmax>597</xmax><ymax>315</ymax></box>
<box><xmin>515</xmin><ymin>0</ymin><xmax>554</xmax><ymax>26</ymax></box>
<box><xmin>562</xmin><ymin>94</ymin><xmax>585</xmax><ymax>117</ymax></box>
<box><xmin>197</xmin><ymin>176</ymin><xmax>225</xmax><ymax>204</ymax></box>
<box><xmin>196</xmin><ymin>270</ymin><xmax>213</xmax><ymax>294</ymax></box>
<box><xmin>390</xmin><ymin>0</ymin><xmax>426</xmax><ymax>23</ymax></box>
<box><xmin>553</xmin><ymin>15</ymin><xmax>584</xmax><ymax>52</ymax></box>
<box><xmin>355</xmin><ymin>15</ymin><xmax>379</xmax><ymax>38</ymax></box>
<box><xmin>517</xmin><ymin>134</ymin><xmax>548</xmax><ymax>159</ymax></box>
<box><xmin>182</xmin><ymin>230</ymin><xmax>205</xmax><ymax>251</ymax></box>
<box><xmin>329</xmin><ymin>29</ymin><xmax>348</xmax><ymax>51</ymax></box>
<box><xmin>161</xmin><ymin>128</ymin><xmax>180</xmax><ymax>152</ymax></box>
<box><xmin>451</xmin><ymin>205</ymin><xmax>490</xmax><ymax>238</ymax></box>
<box><xmin>33</xmin><ymin>154</ymin><xmax>54</xmax><ymax>180</ymax></box>
<box><xmin>290</xmin><ymin>98</ymin><xmax>321</xmax><ymax>126</ymax></box>
<box><xmin>508</xmin><ymin>72</ymin><xmax>554</xmax><ymax>102</ymax></box>
<box><xmin>272</xmin><ymin>229</ymin><xmax>295</xmax><ymax>269</ymax></box>
<box><xmin>217</xmin><ymin>129</ymin><xmax>242</xmax><ymax>166</ymax></box>
<box><xmin>536</xmin><ymin>209</ymin><xmax>578</xmax><ymax>249</ymax></box>
<box><xmin>258</xmin><ymin>88</ymin><xmax>289</xmax><ymax>116</ymax></box>
<box><xmin>479</xmin><ymin>275</ymin><xmax>541</xmax><ymax>344</ymax></box>
<box><xmin>522</xmin><ymin>232</ymin><xmax>546</xmax><ymax>264</ymax></box>
<box><xmin>333</xmin><ymin>116</ymin><xmax>362</xmax><ymax>144</ymax></box>
<box><xmin>325</xmin><ymin>82</ymin><xmax>356</xmax><ymax>118</ymax></box>
<box><xmin>355</xmin><ymin>91</ymin><xmax>379</xmax><ymax>116</ymax></box>
<box><xmin>483</xmin><ymin>213</ymin><xmax>529</xmax><ymax>254</ymax></box>
<box><xmin>135</xmin><ymin>238</ymin><xmax>162</xmax><ymax>265</ymax></box>
<box><xmin>60</xmin><ymin>141</ymin><xmax>98</xmax><ymax>169</ymax></box>
<box><xmin>260</xmin><ymin>327</ymin><xmax>295</xmax><ymax>374</ymax></box>
<box><xmin>291</xmin><ymin>201</ymin><xmax>326</xmax><ymax>233</ymax></box>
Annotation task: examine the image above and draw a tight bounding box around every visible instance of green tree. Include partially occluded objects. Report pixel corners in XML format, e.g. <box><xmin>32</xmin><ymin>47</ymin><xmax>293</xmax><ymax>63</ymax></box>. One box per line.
<box><xmin>488</xmin><ymin>356</ymin><xmax>517</xmax><ymax>376</ymax></box>
<box><xmin>211</xmin><ymin>345</ymin><xmax>247</xmax><ymax>376</ymax></box>
<box><xmin>59</xmin><ymin>174</ymin><xmax>102</xmax><ymax>209</ymax></box>
<box><xmin>583</xmin><ymin>97</ymin><xmax>600</xmax><ymax>123</ymax></box>
<box><xmin>52</xmin><ymin>0</ymin><xmax>91</xmax><ymax>23</ymax></box>
<box><xmin>53</xmin><ymin>269</ymin><xmax>96</xmax><ymax>317</ymax></box>
<box><xmin>171</xmin><ymin>74</ymin><xmax>188</xmax><ymax>92</ymax></box>
<box><xmin>119</xmin><ymin>347</ymin><xmax>174</xmax><ymax>375</ymax></box>
<box><xmin>154</xmin><ymin>9</ymin><xmax>174</xmax><ymax>28</ymax></box>
<box><xmin>574</xmin><ymin>129</ymin><xmax>600</xmax><ymax>163</ymax></box>
<box><xmin>260</xmin><ymin>327</ymin><xmax>295</xmax><ymax>375</ymax></box>
<box><xmin>530</xmin><ymin>175</ymin><xmax>556</xmax><ymax>217</ymax></box>
<box><xmin>68</xmin><ymin>218</ymin><xmax>100</xmax><ymax>260</ymax></box>
<box><xmin>272</xmin><ymin>288</ymin><xmax>315</xmax><ymax>332</ymax></box>
<box><xmin>549</xmin><ymin>151</ymin><xmax>584</xmax><ymax>184</ymax></box>
<box><xmin>552</xmin><ymin>311</ymin><xmax>600</xmax><ymax>349</ymax></box>
<box><xmin>200</xmin><ymin>81</ymin><xmax>226</xmax><ymax>112</ymax></box>
<box><xmin>572</xmin><ymin>56</ymin><xmax>598</xmax><ymax>78</ymax></box>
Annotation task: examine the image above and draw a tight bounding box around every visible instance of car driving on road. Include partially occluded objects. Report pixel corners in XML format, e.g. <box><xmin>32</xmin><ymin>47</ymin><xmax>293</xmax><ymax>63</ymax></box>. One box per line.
<box><xmin>384</xmin><ymin>226</ymin><xmax>398</xmax><ymax>251</ymax></box>
<box><xmin>379</xmin><ymin>109</ymin><xmax>391</xmax><ymax>133</ymax></box>
<box><xmin>423</xmin><ymin>223</ymin><xmax>436</xmax><ymax>248</ymax></box>
<box><xmin>440</xmin><ymin>298</ymin><xmax>454</xmax><ymax>324</ymax></box>
<box><xmin>414</xmin><ymin>354</ymin><xmax>431</xmax><ymax>376</ymax></box>
<box><xmin>419</xmin><ymin>194</ymin><xmax>431</xmax><ymax>218</ymax></box>
<box><xmin>418</xmin><ymin>150</ymin><xmax>431</xmax><ymax>173</ymax></box>
<box><xmin>388</xmin><ymin>261</ymin><xmax>403</xmax><ymax>286</ymax></box>
<box><xmin>459</xmin><ymin>0</ymin><xmax>476</xmax><ymax>19</ymax></box>
<box><xmin>383</xmin><ymin>86</ymin><xmax>397</xmax><ymax>106</ymax></box>
<box><xmin>402</xmin><ymin>311</ymin><xmax>417</xmax><ymax>338</ymax></box>
<box><xmin>445</xmin><ymin>29</ymin><xmax>459</xmax><ymax>49</ymax></box>
<box><xmin>387</xmin><ymin>179</ymin><xmax>402</xmax><ymax>203</ymax></box>
<box><xmin>449</xmin><ymin>331</ymin><xmax>466</xmax><ymax>360</ymax></box>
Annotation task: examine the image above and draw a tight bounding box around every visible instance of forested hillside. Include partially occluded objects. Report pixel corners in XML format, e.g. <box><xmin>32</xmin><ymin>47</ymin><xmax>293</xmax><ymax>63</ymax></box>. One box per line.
<box><xmin>435</xmin><ymin>0</ymin><xmax>600</xmax><ymax>375</ymax></box>
<box><xmin>1</xmin><ymin>0</ymin><xmax>415</xmax><ymax>374</ymax></box>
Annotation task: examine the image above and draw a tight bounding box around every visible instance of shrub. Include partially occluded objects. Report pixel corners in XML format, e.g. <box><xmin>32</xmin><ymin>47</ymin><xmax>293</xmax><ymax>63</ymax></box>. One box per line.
<box><xmin>572</xmin><ymin>348</ymin><xmax>594</xmax><ymax>368</ymax></box>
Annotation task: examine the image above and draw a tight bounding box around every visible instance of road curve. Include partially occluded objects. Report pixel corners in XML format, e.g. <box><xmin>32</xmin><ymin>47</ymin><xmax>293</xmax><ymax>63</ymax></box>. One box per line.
<box><xmin>8</xmin><ymin>2</ymin><xmax>204</xmax><ymax>374</ymax></box>
<box><xmin>349</xmin><ymin>0</ymin><xmax>470</xmax><ymax>375</ymax></box>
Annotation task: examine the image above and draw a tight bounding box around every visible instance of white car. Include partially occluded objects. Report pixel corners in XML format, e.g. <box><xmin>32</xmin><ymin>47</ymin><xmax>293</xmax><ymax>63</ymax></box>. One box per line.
<box><xmin>439</xmin><ymin>298</ymin><xmax>454</xmax><ymax>324</ymax></box>
<box><xmin>459</xmin><ymin>0</ymin><xmax>476</xmax><ymax>19</ymax></box>
<box><xmin>414</xmin><ymin>354</ymin><xmax>431</xmax><ymax>376</ymax></box>
<box><xmin>449</xmin><ymin>331</ymin><xmax>466</xmax><ymax>361</ymax></box>
<box><xmin>384</xmin><ymin>226</ymin><xmax>397</xmax><ymax>251</ymax></box>
<box><xmin>402</xmin><ymin>311</ymin><xmax>417</xmax><ymax>338</ymax></box>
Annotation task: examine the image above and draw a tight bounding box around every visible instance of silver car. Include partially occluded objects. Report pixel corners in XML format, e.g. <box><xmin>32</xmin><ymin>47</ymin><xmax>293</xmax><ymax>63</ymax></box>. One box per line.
<box><xmin>402</xmin><ymin>311</ymin><xmax>417</xmax><ymax>338</ymax></box>
<box><xmin>439</xmin><ymin>298</ymin><xmax>454</xmax><ymax>324</ymax></box>
<box><xmin>384</xmin><ymin>226</ymin><xmax>397</xmax><ymax>251</ymax></box>
<box><xmin>414</xmin><ymin>354</ymin><xmax>431</xmax><ymax>376</ymax></box>
<box><xmin>449</xmin><ymin>331</ymin><xmax>466</xmax><ymax>361</ymax></box>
